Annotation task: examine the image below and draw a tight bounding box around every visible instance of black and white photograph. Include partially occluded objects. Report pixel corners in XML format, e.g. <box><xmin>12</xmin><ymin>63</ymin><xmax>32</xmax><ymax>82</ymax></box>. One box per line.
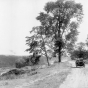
<box><xmin>0</xmin><ymin>0</ymin><xmax>87</xmax><ymax>88</ymax></box>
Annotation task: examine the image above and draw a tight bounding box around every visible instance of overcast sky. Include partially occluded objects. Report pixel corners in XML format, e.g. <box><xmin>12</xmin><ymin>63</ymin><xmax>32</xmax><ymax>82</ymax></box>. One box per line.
<box><xmin>0</xmin><ymin>0</ymin><xmax>87</xmax><ymax>55</ymax></box>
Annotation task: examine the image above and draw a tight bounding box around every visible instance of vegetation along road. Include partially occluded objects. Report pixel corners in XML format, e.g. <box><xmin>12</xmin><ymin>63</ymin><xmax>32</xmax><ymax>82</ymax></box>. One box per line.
<box><xmin>18</xmin><ymin>61</ymin><xmax>88</xmax><ymax>88</ymax></box>
<box><xmin>1</xmin><ymin>60</ymin><xmax>88</xmax><ymax>88</ymax></box>
<box><xmin>14</xmin><ymin>60</ymin><xmax>88</xmax><ymax>88</ymax></box>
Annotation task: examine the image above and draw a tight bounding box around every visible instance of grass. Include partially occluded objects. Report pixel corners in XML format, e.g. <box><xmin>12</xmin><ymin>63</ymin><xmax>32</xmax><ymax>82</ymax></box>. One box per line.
<box><xmin>29</xmin><ymin>72</ymin><xmax>69</xmax><ymax>88</ymax></box>
<box><xmin>24</xmin><ymin>62</ymin><xmax>71</xmax><ymax>88</ymax></box>
<box><xmin>0</xmin><ymin>59</ymin><xmax>71</xmax><ymax>88</ymax></box>
<box><xmin>0</xmin><ymin>56</ymin><xmax>71</xmax><ymax>81</ymax></box>
<box><xmin>0</xmin><ymin>55</ymin><xmax>24</xmax><ymax>68</ymax></box>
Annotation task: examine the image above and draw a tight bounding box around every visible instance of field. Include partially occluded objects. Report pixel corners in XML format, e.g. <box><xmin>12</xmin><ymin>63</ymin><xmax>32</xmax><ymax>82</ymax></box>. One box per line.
<box><xmin>0</xmin><ymin>55</ymin><xmax>25</xmax><ymax>68</ymax></box>
<box><xmin>0</xmin><ymin>60</ymin><xmax>71</xmax><ymax>88</ymax></box>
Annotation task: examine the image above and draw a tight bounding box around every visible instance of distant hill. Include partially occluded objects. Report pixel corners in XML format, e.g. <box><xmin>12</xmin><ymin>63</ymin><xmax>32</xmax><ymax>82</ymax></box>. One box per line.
<box><xmin>0</xmin><ymin>55</ymin><xmax>26</xmax><ymax>68</ymax></box>
<box><xmin>0</xmin><ymin>55</ymin><xmax>49</xmax><ymax>68</ymax></box>
<box><xmin>0</xmin><ymin>55</ymin><xmax>59</xmax><ymax>68</ymax></box>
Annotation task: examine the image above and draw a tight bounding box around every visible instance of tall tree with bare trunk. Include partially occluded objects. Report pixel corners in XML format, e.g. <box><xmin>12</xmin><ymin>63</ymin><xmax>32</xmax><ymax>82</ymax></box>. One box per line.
<box><xmin>36</xmin><ymin>0</ymin><xmax>83</xmax><ymax>62</ymax></box>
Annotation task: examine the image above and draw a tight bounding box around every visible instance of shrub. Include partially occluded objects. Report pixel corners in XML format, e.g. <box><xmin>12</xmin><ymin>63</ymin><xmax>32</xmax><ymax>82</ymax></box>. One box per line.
<box><xmin>0</xmin><ymin>68</ymin><xmax>25</xmax><ymax>80</ymax></box>
<box><xmin>15</xmin><ymin>56</ymin><xmax>30</xmax><ymax>68</ymax></box>
<box><xmin>15</xmin><ymin>55</ymin><xmax>41</xmax><ymax>68</ymax></box>
<box><xmin>29</xmin><ymin>55</ymin><xmax>41</xmax><ymax>65</ymax></box>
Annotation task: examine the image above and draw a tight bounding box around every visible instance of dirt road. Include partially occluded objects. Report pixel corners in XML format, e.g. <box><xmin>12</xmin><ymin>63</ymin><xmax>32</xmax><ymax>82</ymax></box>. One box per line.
<box><xmin>59</xmin><ymin>61</ymin><xmax>88</xmax><ymax>88</ymax></box>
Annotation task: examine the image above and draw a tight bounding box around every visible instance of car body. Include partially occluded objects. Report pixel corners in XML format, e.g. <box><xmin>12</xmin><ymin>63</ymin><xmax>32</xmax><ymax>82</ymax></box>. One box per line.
<box><xmin>76</xmin><ymin>59</ymin><xmax>85</xmax><ymax>67</ymax></box>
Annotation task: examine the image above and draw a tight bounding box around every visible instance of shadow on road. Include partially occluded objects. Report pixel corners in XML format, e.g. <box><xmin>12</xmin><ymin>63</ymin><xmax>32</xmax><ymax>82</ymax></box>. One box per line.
<box><xmin>71</xmin><ymin>66</ymin><xmax>85</xmax><ymax>68</ymax></box>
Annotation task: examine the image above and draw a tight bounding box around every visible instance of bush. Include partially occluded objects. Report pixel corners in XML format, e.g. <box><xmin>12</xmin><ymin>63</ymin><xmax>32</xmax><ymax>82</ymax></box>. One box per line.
<box><xmin>15</xmin><ymin>55</ymin><xmax>41</xmax><ymax>68</ymax></box>
<box><xmin>0</xmin><ymin>68</ymin><xmax>25</xmax><ymax>80</ymax></box>
<box><xmin>29</xmin><ymin>55</ymin><xmax>41</xmax><ymax>65</ymax></box>
<box><xmin>15</xmin><ymin>56</ymin><xmax>30</xmax><ymax>68</ymax></box>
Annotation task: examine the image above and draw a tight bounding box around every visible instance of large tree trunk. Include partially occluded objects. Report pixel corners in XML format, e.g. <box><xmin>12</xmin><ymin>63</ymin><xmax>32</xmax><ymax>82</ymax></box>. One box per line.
<box><xmin>58</xmin><ymin>51</ymin><xmax>61</xmax><ymax>62</ymax></box>
<box><xmin>58</xmin><ymin>46</ymin><xmax>62</xmax><ymax>62</ymax></box>
<box><xmin>57</xmin><ymin>17</ymin><xmax>62</xmax><ymax>63</ymax></box>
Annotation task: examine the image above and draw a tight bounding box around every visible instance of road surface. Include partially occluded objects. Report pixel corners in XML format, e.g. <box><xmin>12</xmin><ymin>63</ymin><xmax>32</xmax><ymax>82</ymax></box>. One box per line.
<box><xmin>59</xmin><ymin>61</ymin><xmax>88</xmax><ymax>88</ymax></box>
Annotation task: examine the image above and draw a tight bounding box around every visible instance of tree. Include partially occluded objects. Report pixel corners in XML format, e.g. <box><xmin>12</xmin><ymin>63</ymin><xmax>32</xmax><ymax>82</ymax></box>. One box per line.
<box><xmin>85</xmin><ymin>35</ymin><xmax>88</xmax><ymax>48</ymax></box>
<box><xmin>26</xmin><ymin>26</ymin><xmax>53</xmax><ymax>66</ymax></box>
<box><xmin>77</xmin><ymin>42</ymin><xmax>86</xmax><ymax>50</ymax></box>
<box><xmin>65</xmin><ymin>22</ymin><xmax>79</xmax><ymax>56</ymax></box>
<box><xmin>36</xmin><ymin>0</ymin><xmax>83</xmax><ymax>62</ymax></box>
<box><xmin>29</xmin><ymin>52</ymin><xmax>41</xmax><ymax>65</ymax></box>
<box><xmin>71</xmin><ymin>43</ymin><xmax>88</xmax><ymax>60</ymax></box>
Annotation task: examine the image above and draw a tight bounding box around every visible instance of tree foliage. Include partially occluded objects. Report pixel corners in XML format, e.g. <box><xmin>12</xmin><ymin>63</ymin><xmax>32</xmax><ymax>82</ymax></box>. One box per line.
<box><xmin>26</xmin><ymin>26</ymin><xmax>52</xmax><ymax>66</ymax></box>
<box><xmin>36</xmin><ymin>0</ymin><xmax>83</xmax><ymax>62</ymax></box>
<box><xmin>71</xmin><ymin>48</ymin><xmax>88</xmax><ymax>60</ymax></box>
<box><xmin>71</xmin><ymin>42</ymin><xmax>88</xmax><ymax>60</ymax></box>
<box><xmin>15</xmin><ymin>54</ymin><xmax>41</xmax><ymax>68</ymax></box>
<box><xmin>26</xmin><ymin>0</ymin><xmax>83</xmax><ymax>63</ymax></box>
<box><xmin>85</xmin><ymin>35</ymin><xmax>88</xmax><ymax>48</ymax></box>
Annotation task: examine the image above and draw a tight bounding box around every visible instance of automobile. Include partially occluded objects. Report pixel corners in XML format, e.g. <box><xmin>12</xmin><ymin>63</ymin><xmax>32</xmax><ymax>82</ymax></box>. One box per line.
<box><xmin>76</xmin><ymin>58</ymin><xmax>85</xmax><ymax>67</ymax></box>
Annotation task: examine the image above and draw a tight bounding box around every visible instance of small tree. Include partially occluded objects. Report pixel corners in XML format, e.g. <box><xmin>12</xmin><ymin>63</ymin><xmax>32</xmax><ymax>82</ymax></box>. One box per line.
<box><xmin>26</xmin><ymin>26</ymin><xmax>53</xmax><ymax>66</ymax></box>
<box><xmin>85</xmin><ymin>35</ymin><xmax>88</xmax><ymax>50</ymax></box>
<box><xmin>29</xmin><ymin>52</ymin><xmax>41</xmax><ymax>65</ymax></box>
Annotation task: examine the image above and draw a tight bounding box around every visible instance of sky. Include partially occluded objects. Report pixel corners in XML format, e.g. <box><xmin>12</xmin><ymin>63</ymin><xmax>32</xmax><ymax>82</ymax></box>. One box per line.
<box><xmin>0</xmin><ymin>0</ymin><xmax>87</xmax><ymax>55</ymax></box>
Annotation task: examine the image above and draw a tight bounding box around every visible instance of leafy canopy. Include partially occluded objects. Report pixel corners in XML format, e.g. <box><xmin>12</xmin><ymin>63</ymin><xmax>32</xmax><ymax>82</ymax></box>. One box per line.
<box><xmin>26</xmin><ymin>0</ymin><xmax>83</xmax><ymax>59</ymax></box>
